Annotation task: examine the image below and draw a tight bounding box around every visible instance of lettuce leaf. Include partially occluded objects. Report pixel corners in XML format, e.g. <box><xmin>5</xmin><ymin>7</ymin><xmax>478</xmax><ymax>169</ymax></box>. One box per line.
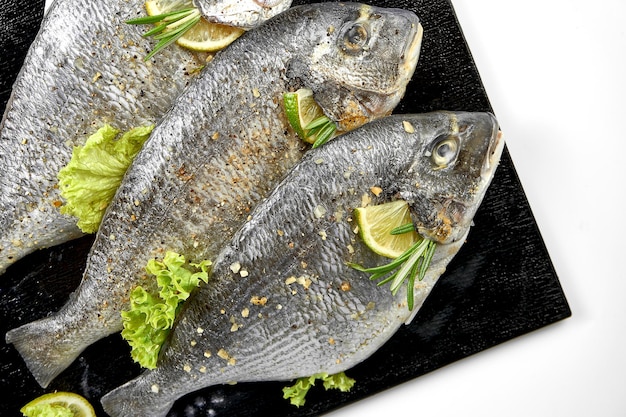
<box><xmin>282</xmin><ymin>372</ymin><xmax>356</xmax><ymax>407</ymax></box>
<box><xmin>121</xmin><ymin>252</ymin><xmax>211</xmax><ymax>369</ymax></box>
<box><xmin>57</xmin><ymin>124</ymin><xmax>154</xmax><ymax>233</ymax></box>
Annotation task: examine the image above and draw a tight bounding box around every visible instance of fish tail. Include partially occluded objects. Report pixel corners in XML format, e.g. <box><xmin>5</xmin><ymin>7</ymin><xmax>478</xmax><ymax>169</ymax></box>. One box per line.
<box><xmin>5</xmin><ymin>315</ymin><xmax>87</xmax><ymax>388</ymax></box>
<box><xmin>101</xmin><ymin>374</ymin><xmax>174</xmax><ymax>417</ymax></box>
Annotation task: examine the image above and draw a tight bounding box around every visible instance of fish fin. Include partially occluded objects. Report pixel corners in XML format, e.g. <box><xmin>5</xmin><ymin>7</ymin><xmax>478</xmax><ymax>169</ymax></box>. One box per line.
<box><xmin>5</xmin><ymin>317</ymin><xmax>84</xmax><ymax>388</ymax></box>
<box><xmin>101</xmin><ymin>375</ymin><xmax>174</xmax><ymax>417</ymax></box>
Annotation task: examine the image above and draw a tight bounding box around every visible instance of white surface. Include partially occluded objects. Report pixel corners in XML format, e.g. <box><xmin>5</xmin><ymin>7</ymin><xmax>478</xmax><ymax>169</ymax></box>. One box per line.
<box><xmin>40</xmin><ymin>0</ymin><xmax>626</xmax><ymax>415</ymax></box>
<box><xmin>331</xmin><ymin>0</ymin><xmax>626</xmax><ymax>416</ymax></box>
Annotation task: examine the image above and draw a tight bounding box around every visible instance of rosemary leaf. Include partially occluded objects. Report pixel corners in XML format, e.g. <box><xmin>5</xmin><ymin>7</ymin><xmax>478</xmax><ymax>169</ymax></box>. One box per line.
<box><xmin>390</xmin><ymin>222</ymin><xmax>415</xmax><ymax>235</ymax></box>
<box><xmin>125</xmin><ymin>9</ymin><xmax>194</xmax><ymax>25</ymax></box>
<box><xmin>349</xmin><ymin>237</ymin><xmax>437</xmax><ymax>310</ymax></box>
<box><xmin>312</xmin><ymin>122</ymin><xmax>336</xmax><ymax>148</ymax></box>
<box><xmin>304</xmin><ymin>115</ymin><xmax>331</xmax><ymax>131</ymax></box>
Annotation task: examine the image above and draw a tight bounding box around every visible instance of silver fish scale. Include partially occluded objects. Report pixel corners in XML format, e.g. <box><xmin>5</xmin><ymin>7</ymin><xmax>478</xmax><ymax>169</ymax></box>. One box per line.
<box><xmin>0</xmin><ymin>0</ymin><xmax>203</xmax><ymax>272</ymax></box>
<box><xmin>101</xmin><ymin>112</ymin><xmax>499</xmax><ymax>416</ymax></box>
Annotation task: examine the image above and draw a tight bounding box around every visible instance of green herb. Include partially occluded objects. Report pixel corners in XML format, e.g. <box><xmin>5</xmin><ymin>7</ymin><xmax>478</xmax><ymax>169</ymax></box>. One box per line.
<box><xmin>390</xmin><ymin>222</ymin><xmax>415</xmax><ymax>235</ymax></box>
<box><xmin>349</xmin><ymin>237</ymin><xmax>436</xmax><ymax>310</ymax></box>
<box><xmin>57</xmin><ymin>124</ymin><xmax>153</xmax><ymax>234</ymax></box>
<box><xmin>282</xmin><ymin>372</ymin><xmax>355</xmax><ymax>407</ymax></box>
<box><xmin>126</xmin><ymin>8</ymin><xmax>201</xmax><ymax>61</ymax></box>
<box><xmin>305</xmin><ymin>115</ymin><xmax>337</xmax><ymax>148</ymax></box>
<box><xmin>121</xmin><ymin>252</ymin><xmax>211</xmax><ymax>369</ymax></box>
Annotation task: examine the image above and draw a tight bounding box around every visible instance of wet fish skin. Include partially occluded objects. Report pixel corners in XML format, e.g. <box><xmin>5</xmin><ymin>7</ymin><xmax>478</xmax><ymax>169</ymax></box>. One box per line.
<box><xmin>194</xmin><ymin>0</ymin><xmax>293</xmax><ymax>29</ymax></box>
<box><xmin>5</xmin><ymin>2</ymin><xmax>422</xmax><ymax>388</ymax></box>
<box><xmin>100</xmin><ymin>111</ymin><xmax>504</xmax><ymax>417</ymax></box>
<box><xmin>0</xmin><ymin>0</ymin><xmax>208</xmax><ymax>274</ymax></box>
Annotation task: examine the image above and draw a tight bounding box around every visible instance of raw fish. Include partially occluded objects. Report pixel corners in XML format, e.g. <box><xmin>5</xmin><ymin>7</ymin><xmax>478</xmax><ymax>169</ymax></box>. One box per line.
<box><xmin>6</xmin><ymin>2</ymin><xmax>423</xmax><ymax>388</ymax></box>
<box><xmin>102</xmin><ymin>111</ymin><xmax>504</xmax><ymax>417</ymax></box>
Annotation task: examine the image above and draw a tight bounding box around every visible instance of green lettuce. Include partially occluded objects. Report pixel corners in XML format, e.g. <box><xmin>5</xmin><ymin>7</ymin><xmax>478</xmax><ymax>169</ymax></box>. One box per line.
<box><xmin>121</xmin><ymin>252</ymin><xmax>212</xmax><ymax>369</ymax></box>
<box><xmin>282</xmin><ymin>372</ymin><xmax>356</xmax><ymax>407</ymax></box>
<box><xmin>21</xmin><ymin>404</ymin><xmax>74</xmax><ymax>417</ymax></box>
<box><xmin>57</xmin><ymin>124</ymin><xmax>154</xmax><ymax>233</ymax></box>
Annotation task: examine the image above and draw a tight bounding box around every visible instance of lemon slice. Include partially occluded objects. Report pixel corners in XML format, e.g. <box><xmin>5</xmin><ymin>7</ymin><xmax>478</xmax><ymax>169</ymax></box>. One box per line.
<box><xmin>20</xmin><ymin>392</ymin><xmax>96</xmax><ymax>417</ymax></box>
<box><xmin>144</xmin><ymin>0</ymin><xmax>244</xmax><ymax>52</ymax></box>
<box><xmin>176</xmin><ymin>20</ymin><xmax>244</xmax><ymax>52</ymax></box>
<box><xmin>283</xmin><ymin>88</ymin><xmax>327</xmax><ymax>144</ymax></box>
<box><xmin>354</xmin><ymin>200</ymin><xmax>420</xmax><ymax>259</ymax></box>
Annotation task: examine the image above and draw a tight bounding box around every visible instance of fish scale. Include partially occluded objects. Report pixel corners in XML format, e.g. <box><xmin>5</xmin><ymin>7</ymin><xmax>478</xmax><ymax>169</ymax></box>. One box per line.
<box><xmin>101</xmin><ymin>111</ymin><xmax>503</xmax><ymax>417</ymax></box>
<box><xmin>0</xmin><ymin>0</ymin><xmax>207</xmax><ymax>273</ymax></box>
<box><xmin>6</xmin><ymin>2</ymin><xmax>423</xmax><ymax>389</ymax></box>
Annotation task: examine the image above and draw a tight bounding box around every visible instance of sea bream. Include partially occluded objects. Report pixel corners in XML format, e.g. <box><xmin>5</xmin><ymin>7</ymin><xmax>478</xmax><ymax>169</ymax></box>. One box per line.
<box><xmin>5</xmin><ymin>2</ymin><xmax>423</xmax><ymax>387</ymax></box>
<box><xmin>0</xmin><ymin>0</ymin><xmax>291</xmax><ymax>274</ymax></box>
<box><xmin>100</xmin><ymin>111</ymin><xmax>504</xmax><ymax>417</ymax></box>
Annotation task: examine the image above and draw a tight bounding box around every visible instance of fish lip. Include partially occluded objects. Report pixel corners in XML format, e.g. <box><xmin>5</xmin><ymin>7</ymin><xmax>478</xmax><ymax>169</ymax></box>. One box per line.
<box><xmin>401</xmin><ymin>20</ymin><xmax>423</xmax><ymax>75</ymax></box>
<box><xmin>481</xmin><ymin>121</ymin><xmax>505</xmax><ymax>179</ymax></box>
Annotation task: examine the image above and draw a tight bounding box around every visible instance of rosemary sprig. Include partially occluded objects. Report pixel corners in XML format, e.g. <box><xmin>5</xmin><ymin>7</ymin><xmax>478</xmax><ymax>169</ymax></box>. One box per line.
<box><xmin>349</xmin><ymin>237</ymin><xmax>437</xmax><ymax>310</ymax></box>
<box><xmin>126</xmin><ymin>8</ymin><xmax>201</xmax><ymax>61</ymax></box>
<box><xmin>304</xmin><ymin>115</ymin><xmax>337</xmax><ymax>148</ymax></box>
<box><xmin>390</xmin><ymin>222</ymin><xmax>415</xmax><ymax>235</ymax></box>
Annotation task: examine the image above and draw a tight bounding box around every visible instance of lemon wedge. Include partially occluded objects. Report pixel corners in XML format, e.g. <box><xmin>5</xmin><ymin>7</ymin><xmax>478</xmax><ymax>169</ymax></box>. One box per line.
<box><xmin>354</xmin><ymin>200</ymin><xmax>420</xmax><ymax>259</ymax></box>
<box><xmin>144</xmin><ymin>0</ymin><xmax>244</xmax><ymax>52</ymax></box>
<box><xmin>20</xmin><ymin>392</ymin><xmax>96</xmax><ymax>417</ymax></box>
<box><xmin>283</xmin><ymin>88</ymin><xmax>326</xmax><ymax>144</ymax></box>
<box><xmin>283</xmin><ymin>88</ymin><xmax>338</xmax><ymax>147</ymax></box>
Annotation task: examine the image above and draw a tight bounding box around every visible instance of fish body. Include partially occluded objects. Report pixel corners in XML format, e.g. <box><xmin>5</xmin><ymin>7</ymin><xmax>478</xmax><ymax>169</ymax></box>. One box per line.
<box><xmin>6</xmin><ymin>2</ymin><xmax>422</xmax><ymax>387</ymax></box>
<box><xmin>101</xmin><ymin>111</ymin><xmax>504</xmax><ymax>417</ymax></box>
<box><xmin>193</xmin><ymin>0</ymin><xmax>293</xmax><ymax>29</ymax></box>
<box><xmin>0</xmin><ymin>0</ymin><xmax>207</xmax><ymax>273</ymax></box>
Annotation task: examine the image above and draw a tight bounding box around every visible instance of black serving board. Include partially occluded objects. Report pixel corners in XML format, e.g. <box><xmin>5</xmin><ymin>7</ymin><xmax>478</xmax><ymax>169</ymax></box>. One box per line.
<box><xmin>0</xmin><ymin>0</ymin><xmax>571</xmax><ymax>416</ymax></box>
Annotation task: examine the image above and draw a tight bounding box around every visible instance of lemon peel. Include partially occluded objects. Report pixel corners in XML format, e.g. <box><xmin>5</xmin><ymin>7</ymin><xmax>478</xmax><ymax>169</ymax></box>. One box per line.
<box><xmin>20</xmin><ymin>392</ymin><xmax>95</xmax><ymax>417</ymax></box>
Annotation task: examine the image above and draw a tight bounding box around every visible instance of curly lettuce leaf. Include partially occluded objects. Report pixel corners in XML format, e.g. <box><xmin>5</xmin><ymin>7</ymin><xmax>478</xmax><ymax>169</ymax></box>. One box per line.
<box><xmin>121</xmin><ymin>252</ymin><xmax>211</xmax><ymax>369</ymax></box>
<box><xmin>282</xmin><ymin>372</ymin><xmax>356</xmax><ymax>407</ymax></box>
<box><xmin>57</xmin><ymin>124</ymin><xmax>154</xmax><ymax>233</ymax></box>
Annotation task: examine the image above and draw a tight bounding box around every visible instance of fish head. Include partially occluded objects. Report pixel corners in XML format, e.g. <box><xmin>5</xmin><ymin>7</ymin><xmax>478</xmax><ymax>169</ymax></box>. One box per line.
<box><xmin>290</xmin><ymin>3</ymin><xmax>423</xmax><ymax>132</ymax></box>
<box><xmin>397</xmin><ymin>112</ymin><xmax>504</xmax><ymax>244</ymax></box>
<box><xmin>193</xmin><ymin>0</ymin><xmax>292</xmax><ymax>29</ymax></box>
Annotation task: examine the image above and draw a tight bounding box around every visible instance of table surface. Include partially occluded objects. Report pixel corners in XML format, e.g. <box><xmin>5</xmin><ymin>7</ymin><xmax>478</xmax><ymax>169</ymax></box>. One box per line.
<box><xmin>27</xmin><ymin>1</ymin><xmax>626</xmax><ymax>416</ymax></box>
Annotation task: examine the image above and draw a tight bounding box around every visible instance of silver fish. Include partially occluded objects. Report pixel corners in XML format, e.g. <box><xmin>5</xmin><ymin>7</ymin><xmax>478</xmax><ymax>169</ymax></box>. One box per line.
<box><xmin>193</xmin><ymin>0</ymin><xmax>292</xmax><ymax>28</ymax></box>
<box><xmin>100</xmin><ymin>111</ymin><xmax>504</xmax><ymax>417</ymax></box>
<box><xmin>6</xmin><ymin>2</ymin><xmax>423</xmax><ymax>388</ymax></box>
<box><xmin>0</xmin><ymin>0</ymin><xmax>209</xmax><ymax>274</ymax></box>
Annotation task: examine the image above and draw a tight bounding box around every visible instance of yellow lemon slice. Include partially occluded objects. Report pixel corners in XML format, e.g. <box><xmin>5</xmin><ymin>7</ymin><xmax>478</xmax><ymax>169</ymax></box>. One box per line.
<box><xmin>20</xmin><ymin>392</ymin><xmax>96</xmax><ymax>417</ymax></box>
<box><xmin>176</xmin><ymin>19</ymin><xmax>244</xmax><ymax>52</ymax></box>
<box><xmin>354</xmin><ymin>200</ymin><xmax>420</xmax><ymax>259</ymax></box>
<box><xmin>145</xmin><ymin>0</ymin><xmax>244</xmax><ymax>52</ymax></box>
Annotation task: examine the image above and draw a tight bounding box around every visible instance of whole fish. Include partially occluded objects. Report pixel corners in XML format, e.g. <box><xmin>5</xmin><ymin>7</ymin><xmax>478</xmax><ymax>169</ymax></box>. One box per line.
<box><xmin>6</xmin><ymin>2</ymin><xmax>423</xmax><ymax>388</ymax></box>
<box><xmin>0</xmin><ymin>0</ymin><xmax>203</xmax><ymax>274</ymax></box>
<box><xmin>100</xmin><ymin>111</ymin><xmax>504</xmax><ymax>417</ymax></box>
<box><xmin>193</xmin><ymin>0</ymin><xmax>292</xmax><ymax>28</ymax></box>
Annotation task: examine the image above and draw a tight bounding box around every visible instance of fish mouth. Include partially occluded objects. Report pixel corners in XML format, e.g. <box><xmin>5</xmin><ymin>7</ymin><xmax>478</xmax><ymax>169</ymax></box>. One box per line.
<box><xmin>481</xmin><ymin>121</ymin><xmax>505</xmax><ymax>180</ymax></box>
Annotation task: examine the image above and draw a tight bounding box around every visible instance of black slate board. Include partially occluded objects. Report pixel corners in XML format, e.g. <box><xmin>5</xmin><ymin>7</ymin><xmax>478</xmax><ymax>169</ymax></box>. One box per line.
<box><xmin>0</xmin><ymin>0</ymin><xmax>571</xmax><ymax>416</ymax></box>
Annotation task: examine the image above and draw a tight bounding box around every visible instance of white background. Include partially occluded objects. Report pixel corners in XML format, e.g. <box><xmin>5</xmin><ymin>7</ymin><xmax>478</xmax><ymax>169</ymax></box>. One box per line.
<box><xmin>39</xmin><ymin>0</ymin><xmax>626</xmax><ymax>415</ymax></box>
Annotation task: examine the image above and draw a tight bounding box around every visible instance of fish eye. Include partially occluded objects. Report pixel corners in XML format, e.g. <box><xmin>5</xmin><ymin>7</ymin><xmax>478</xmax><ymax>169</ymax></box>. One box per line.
<box><xmin>430</xmin><ymin>136</ymin><xmax>459</xmax><ymax>168</ymax></box>
<box><xmin>341</xmin><ymin>23</ymin><xmax>370</xmax><ymax>54</ymax></box>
